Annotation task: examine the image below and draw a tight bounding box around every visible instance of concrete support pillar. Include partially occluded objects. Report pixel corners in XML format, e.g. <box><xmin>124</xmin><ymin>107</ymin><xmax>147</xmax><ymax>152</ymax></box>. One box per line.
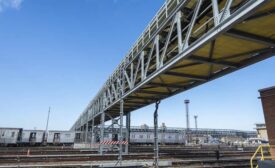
<box><xmin>99</xmin><ymin>112</ymin><xmax>105</xmax><ymax>155</ymax></box>
<box><xmin>259</xmin><ymin>86</ymin><xmax>275</xmax><ymax>157</ymax></box>
<box><xmin>125</xmin><ymin>112</ymin><xmax>130</xmax><ymax>154</ymax></box>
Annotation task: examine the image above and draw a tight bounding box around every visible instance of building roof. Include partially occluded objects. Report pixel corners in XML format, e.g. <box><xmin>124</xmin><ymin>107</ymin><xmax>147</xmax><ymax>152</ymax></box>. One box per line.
<box><xmin>259</xmin><ymin>86</ymin><xmax>275</xmax><ymax>92</ymax></box>
<box><xmin>0</xmin><ymin>127</ymin><xmax>22</xmax><ymax>130</ymax></box>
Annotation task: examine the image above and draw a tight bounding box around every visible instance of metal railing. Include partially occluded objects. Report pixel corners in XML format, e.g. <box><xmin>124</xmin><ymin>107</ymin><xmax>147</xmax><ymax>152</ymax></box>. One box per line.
<box><xmin>250</xmin><ymin>144</ymin><xmax>274</xmax><ymax>168</ymax></box>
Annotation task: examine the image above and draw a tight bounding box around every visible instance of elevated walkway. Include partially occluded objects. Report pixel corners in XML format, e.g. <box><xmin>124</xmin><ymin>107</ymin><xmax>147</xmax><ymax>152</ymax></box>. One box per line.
<box><xmin>72</xmin><ymin>0</ymin><xmax>275</xmax><ymax>130</ymax></box>
<box><xmin>71</xmin><ymin>0</ymin><xmax>275</xmax><ymax>162</ymax></box>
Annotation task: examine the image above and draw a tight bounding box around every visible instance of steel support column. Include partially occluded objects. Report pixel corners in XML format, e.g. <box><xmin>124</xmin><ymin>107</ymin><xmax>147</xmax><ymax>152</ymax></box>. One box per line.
<box><xmin>118</xmin><ymin>100</ymin><xmax>124</xmax><ymax>164</ymax></box>
<box><xmin>85</xmin><ymin>122</ymin><xmax>89</xmax><ymax>143</ymax></box>
<box><xmin>91</xmin><ymin>118</ymin><xmax>95</xmax><ymax>145</ymax></box>
<box><xmin>99</xmin><ymin>112</ymin><xmax>105</xmax><ymax>155</ymax></box>
<box><xmin>111</xmin><ymin>118</ymin><xmax>115</xmax><ymax>140</ymax></box>
<box><xmin>125</xmin><ymin>112</ymin><xmax>131</xmax><ymax>154</ymax></box>
<box><xmin>111</xmin><ymin>118</ymin><xmax>116</xmax><ymax>151</ymax></box>
<box><xmin>153</xmin><ymin>101</ymin><xmax>160</xmax><ymax>168</ymax></box>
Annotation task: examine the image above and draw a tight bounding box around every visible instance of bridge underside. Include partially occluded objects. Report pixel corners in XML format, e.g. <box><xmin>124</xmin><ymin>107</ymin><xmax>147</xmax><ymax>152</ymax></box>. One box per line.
<box><xmin>72</xmin><ymin>0</ymin><xmax>275</xmax><ymax>130</ymax></box>
<box><xmin>91</xmin><ymin>1</ymin><xmax>275</xmax><ymax>125</ymax></box>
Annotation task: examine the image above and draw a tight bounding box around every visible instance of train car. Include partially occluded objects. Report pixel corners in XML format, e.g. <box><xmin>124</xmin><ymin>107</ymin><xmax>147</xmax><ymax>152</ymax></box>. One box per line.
<box><xmin>129</xmin><ymin>130</ymin><xmax>186</xmax><ymax>144</ymax></box>
<box><xmin>0</xmin><ymin>127</ymin><xmax>22</xmax><ymax>146</ymax></box>
<box><xmin>47</xmin><ymin>130</ymin><xmax>75</xmax><ymax>145</ymax></box>
<box><xmin>159</xmin><ymin>132</ymin><xmax>185</xmax><ymax>144</ymax></box>
<box><xmin>20</xmin><ymin>130</ymin><xmax>45</xmax><ymax>145</ymax></box>
<box><xmin>130</xmin><ymin>131</ymin><xmax>153</xmax><ymax>144</ymax></box>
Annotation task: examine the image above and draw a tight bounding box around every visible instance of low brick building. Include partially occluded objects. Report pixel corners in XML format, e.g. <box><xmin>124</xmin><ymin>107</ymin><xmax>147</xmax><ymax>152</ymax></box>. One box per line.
<box><xmin>259</xmin><ymin>86</ymin><xmax>275</xmax><ymax>156</ymax></box>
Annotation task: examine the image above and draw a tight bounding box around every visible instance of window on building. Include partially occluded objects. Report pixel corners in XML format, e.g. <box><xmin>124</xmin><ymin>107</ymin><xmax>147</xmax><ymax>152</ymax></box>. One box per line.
<box><xmin>11</xmin><ymin>132</ymin><xmax>15</xmax><ymax>138</ymax></box>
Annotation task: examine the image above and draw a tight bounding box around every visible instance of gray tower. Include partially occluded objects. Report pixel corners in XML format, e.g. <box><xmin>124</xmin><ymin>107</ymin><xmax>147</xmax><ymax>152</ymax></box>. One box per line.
<box><xmin>184</xmin><ymin>99</ymin><xmax>190</xmax><ymax>143</ymax></box>
<box><xmin>194</xmin><ymin>115</ymin><xmax>198</xmax><ymax>130</ymax></box>
<box><xmin>184</xmin><ymin>100</ymin><xmax>190</xmax><ymax>131</ymax></box>
<box><xmin>194</xmin><ymin>115</ymin><xmax>198</xmax><ymax>144</ymax></box>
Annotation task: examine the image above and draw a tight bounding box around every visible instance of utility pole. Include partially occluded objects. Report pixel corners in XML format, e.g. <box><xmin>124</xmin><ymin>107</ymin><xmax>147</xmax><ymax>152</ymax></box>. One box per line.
<box><xmin>46</xmin><ymin>107</ymin><xmax>50</xmax><ymax>132</ymax></box>
<box><xmin>184</xmin><ymin>100</ymin><xmax>190</xmax><ymax>144</ymax></box>
<box><xmin>44</xmin><ymin>107</ymin><xmax>51</xmax><ymax>145</ymax></box>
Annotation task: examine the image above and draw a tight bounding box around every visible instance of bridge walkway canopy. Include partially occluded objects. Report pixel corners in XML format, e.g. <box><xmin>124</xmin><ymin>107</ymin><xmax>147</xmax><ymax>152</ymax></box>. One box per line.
<box><xmin>72</xmin><ymin>0</ymin><xmax>275</xmax><ymax>130</ymax></box>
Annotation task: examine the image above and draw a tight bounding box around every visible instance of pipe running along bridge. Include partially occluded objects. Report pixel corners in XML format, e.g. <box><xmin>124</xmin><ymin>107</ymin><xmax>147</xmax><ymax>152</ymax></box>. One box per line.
<box><xmin>71</xmin><ymin>0</ymin><xmax>275</xmax><ymax>155</ymax></box>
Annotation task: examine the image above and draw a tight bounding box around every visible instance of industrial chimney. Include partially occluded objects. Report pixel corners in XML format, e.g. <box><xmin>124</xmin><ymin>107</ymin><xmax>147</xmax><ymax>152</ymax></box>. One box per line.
<box><xmin>184</xmin><ymin>99</ymin><xmax>190</xmax><ymax>143</ymax></box>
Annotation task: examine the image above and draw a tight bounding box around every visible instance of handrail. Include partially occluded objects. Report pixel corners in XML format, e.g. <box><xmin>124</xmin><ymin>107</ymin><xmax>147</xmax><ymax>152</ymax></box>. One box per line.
<box><xmin>250</xmin><ymin>144</ymin><xmax>272</xmax><ymax>168</ymax></box>
<box><xmin>250</xmin><ymin>145</ymin><xmax>263</xmax><ymax>168</ymax></box>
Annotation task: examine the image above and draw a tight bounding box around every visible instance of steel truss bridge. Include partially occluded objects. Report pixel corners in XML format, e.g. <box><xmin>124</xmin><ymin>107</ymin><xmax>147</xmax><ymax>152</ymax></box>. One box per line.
<box><xmin>71</xmin><ymin>0</ymin><xmax>275</xmax><ymax>157</ymax></box>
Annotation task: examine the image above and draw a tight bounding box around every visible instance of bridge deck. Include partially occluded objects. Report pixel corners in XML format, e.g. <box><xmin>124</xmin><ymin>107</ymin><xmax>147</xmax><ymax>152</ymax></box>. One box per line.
<box><xmin>72</xmin><ymin>0</ymin><xmax>275</xmax><ymax>130</ymax></box>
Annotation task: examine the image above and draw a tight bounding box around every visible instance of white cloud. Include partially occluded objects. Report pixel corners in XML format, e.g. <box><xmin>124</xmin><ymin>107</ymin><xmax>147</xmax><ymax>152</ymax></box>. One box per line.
<box><xmin>0</xmin><ymin>0</ymin><xmax>23</xmax><ymax>12</ymax></box>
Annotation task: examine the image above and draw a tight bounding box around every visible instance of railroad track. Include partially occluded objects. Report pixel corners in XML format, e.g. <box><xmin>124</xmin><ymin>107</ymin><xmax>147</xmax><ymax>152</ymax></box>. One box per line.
<box><xmin>0</xmin><ymin>148</ymin><xmax>255</xmax><ymax>157</ymax></box>
<box><xmin>0</xmin><ymin>153</ymin><xmax>152</xmax><ymax>164</ymax></box>
<box><xmin>0</xmin><ymin>149</ymin><xmax>97</xmax><ymax>156</ymax></box>
<box><xmin>0</xmin><ymin>152</ymin><xmax>254</xmax><ymax>164</ymax></box>
<box><xmin>172</xmin><ymin>158</ymin><xmax>257</xmax><ymax>168</ymax></box>
<box><xmin>0</xmin><ymin>156</ymin><xmax>256</xmax><ymax>168</ymax></box>
<box><xmin>0</xmin><ymin>145</ymin><xmax>260</xmax><ymax>167</ymax></box>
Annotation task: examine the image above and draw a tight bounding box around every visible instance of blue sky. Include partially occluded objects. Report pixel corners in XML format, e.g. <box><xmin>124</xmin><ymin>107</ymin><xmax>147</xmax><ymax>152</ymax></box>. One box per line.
<box><xmin>0</xmin><ymin>0</ymin><xmax>274</xmax><ymax>131</ymax></box>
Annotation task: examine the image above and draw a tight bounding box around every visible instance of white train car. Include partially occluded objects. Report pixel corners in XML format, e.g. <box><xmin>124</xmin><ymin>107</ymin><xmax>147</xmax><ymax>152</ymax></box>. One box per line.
<box><xmin>20</xmin><ymin>130</ymin><xmax>45</xmax><ymax>145</ymax></box>
<box><xmin>130</xmin><ymin>131</ymin><xmax>186</xmax><ymax>144</ymax></box>
<box><xmin>47</xmin><ymin>130</ymin><xmax>75</xmax><ymax>145</ymax></box>
<box><xmin>163</xmin><ymin>132</ymin><xmax>185</xmax><ymax>144</ymax></box>
<box><xmin>130</xmin><ymin>132</ymin><xmax>153</xmax><ymax>144</ymax></box>
<box><xmin>0</xmin><ymin>128</ymin><xmax>22</xmax><ymax>146</ymax></box>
